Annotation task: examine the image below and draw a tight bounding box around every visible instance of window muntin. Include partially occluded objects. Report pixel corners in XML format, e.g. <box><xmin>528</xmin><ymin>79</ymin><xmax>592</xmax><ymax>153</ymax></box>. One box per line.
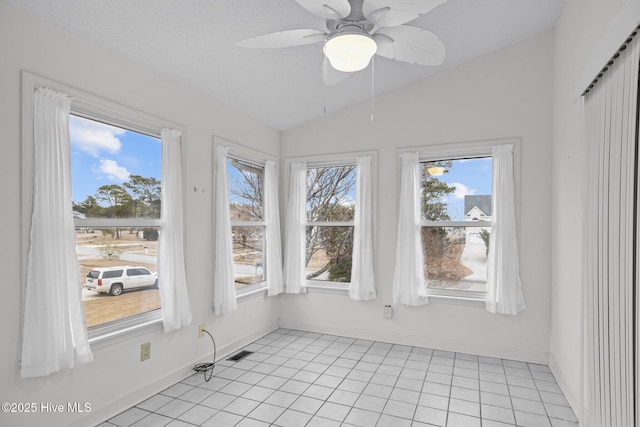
<box><xmin>305</xmin><ymin>165</ymin><xmax>356</xmax><ymax>283</ymax></box>
<box><xmin>420</xmin><ymin>157</ymin><xmax>492</xmax><ymax>296</ymax></box>
<box><xmin>227</xmin><ymin>157</ymin><xmax>266</xmax><ymax>290</ymax></box>
<box><xmin>71</xmin><ymin>115</ymin><xmax>162</xmax><ymax>328</ymax></box>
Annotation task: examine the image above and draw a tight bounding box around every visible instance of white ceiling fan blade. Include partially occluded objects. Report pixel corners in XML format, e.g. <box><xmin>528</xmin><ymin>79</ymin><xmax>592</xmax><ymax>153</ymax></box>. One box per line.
<box><xmin>236</xmin><ymin>29</ymin><xmax>326</xmax><ymax>48</ymax></box>
<box><xmin>294</xmin><ymin>0</ymin><xmax>351</xmax><ymax>20</ymax></box>
<box><xmin>374</xmin><ymin>25</ymin><xmax>445</xmax><ymax>65</ymax></box>
<box><xmin>363</xmin><ymin>0</ymin><xmax>447</xmax><ymax>27</ymax></box>
<box><xmin>322</xmin><ymin>57</ymin><xmax>353</xmax><ymax>86</ymax></box>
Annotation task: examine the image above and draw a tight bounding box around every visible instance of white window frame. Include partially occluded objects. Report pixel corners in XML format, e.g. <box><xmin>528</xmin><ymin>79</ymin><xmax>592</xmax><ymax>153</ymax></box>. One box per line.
<box><xmin>399</xmin><ymin>138</ymin><xmax>521</xmax><ymax>303</ymax></box>
<box><xmin>21</xmin><ymin>71</ymin><xmax>185</xmax><ymax>347</ymax></box>
<box><xmin>215</xmin><ymin>139</ymin><xmax>277</xmax><ymax>300</ymax></box>
<box><xmin>284</xmin><ymin>151</ymin><xmax>377</xmax><ymax>293</ymax></box>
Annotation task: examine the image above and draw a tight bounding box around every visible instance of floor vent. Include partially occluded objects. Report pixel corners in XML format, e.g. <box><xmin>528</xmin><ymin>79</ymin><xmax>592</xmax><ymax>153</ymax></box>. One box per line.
<box><xmin>226</xmin><ymin>350</ymin><xmax>253</xmax><ymax>362</ymax></box>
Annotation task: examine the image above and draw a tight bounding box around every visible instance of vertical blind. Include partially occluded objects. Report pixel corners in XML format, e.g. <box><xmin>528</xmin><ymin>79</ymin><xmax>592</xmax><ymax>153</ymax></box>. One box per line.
<box><xmin>583</xmin><ymin>31</ymin><xmax>640</xmax><ymax>427</ymax></box>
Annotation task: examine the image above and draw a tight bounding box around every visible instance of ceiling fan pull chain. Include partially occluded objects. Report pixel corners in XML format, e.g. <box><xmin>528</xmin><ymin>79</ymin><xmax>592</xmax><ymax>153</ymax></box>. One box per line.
<box><xmin>323</xmin><ymin>59</ymin><xmax>328</xmax><ymax>114</ymax></box>
<box><xmin>371</xmin><ymin>56</ymin><xmax>375</xmax><ymax>122</ymax></box>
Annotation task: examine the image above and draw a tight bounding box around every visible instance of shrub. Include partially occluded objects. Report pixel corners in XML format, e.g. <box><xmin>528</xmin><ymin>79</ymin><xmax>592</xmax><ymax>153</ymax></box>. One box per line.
<box><xmin>142</xmin><ymin>228</ymin><xmax>159</xmax><ymax>241</ymax></box>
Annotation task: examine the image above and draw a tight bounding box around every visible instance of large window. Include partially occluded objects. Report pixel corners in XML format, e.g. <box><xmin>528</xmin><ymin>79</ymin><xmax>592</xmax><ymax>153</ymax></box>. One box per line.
<box><xmin>227</xmin><ymin>157</ymin><xmax>266</xmax><ymax>290</ymax></box>
<box><xmin>21</xmin><ymin>72</ymin><xmax>184</xmax><ymax>347</ymax></box>
<box><xmin>305</xmin><ymin>164</ymin><xmax>357</xmax><ymax>284</ymax></box>
<box><xmin>71</xmin><ymin>115</ymin><xmax>162</xmax><ymax>328</ymax></box>
<box><xmin>420</xmin><ymin>157</ymin><xmax>492</xmax><ymax>297</ymax></box>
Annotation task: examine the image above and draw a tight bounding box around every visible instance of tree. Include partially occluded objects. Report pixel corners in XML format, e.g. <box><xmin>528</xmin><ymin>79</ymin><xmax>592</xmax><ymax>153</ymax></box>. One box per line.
<box><xmin>229</xmin><ymin>162</ymin><xmax>357</xmax><ymax>281</ymax></box>
<box><xmin>124</xmin><ymin>175</ymin><xmax>161</xmax><ymax>218</ymax></box>
<box><xmin>305</xmin><ymin>166</ymin><xmax>356</xmax><ymax>280</ymax></box>
<box><xmin>228</xmin><ymin>160</ymin><xmax>264</xmax><ymax>221</ymax></box>
<box><xmin>96</xmin><ymin>184</ymin><xmax>134</xmax><ymax>238</ymax></box>
<box><xmin>323</xmin><ymin>205</ymin><xmax>355</xmax><ymax>281</ymax></box>
<box><xmin>479</xmin><ymin>229</ymin><xmax>490</xmax><ymax>255</ymax></box>
<box><xmin>228</xmin><ymin>160</ymin><xmax>265</xmax><ymax>271</ymax></box>
<box><xmin>421</xmin><ymin>161</ymin><xmax>454</xmax><ymax>221</ymax></box>
<box><xmin>419</xmin><ymin>161</ymin><xmax>471</xmax><ymax>284</ymax></box>
<box><xmin>73</xmin><ymin>195</ymin><xmax>105</xmax><ymax>218</ymax></box>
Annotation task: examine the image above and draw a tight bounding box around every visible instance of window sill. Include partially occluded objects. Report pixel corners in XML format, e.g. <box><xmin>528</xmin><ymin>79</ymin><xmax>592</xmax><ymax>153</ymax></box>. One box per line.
<box><xmin>88</xmin><ymin>310</ymin><xmax>163</xmax><ymax>350</ymax></box>
<box><xmin>305</xmin><ymin>282</ymin><xmax>350</xmax><ymax>295</ymax></box>
<box><xmin>236</xmin><ymin>285</ymin><xmax>268</xmax><ymax>303</ymax></box>
<box><xmin>427</xmin><ymin>294</ymin><xmax>486</xmax><ymax>308</ymax></box>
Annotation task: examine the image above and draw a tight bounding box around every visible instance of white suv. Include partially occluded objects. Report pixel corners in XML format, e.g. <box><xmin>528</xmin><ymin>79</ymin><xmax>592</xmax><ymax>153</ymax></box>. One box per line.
<box><xmin>85</xmin><ymin>266</ymin><xmax>158</xmax><ymax>296</ymax></box>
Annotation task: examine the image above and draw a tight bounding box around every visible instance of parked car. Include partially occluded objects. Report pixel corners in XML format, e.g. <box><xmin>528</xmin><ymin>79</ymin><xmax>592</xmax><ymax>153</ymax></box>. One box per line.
<box><xmin>84</xmin><ymin>266</ymin><xmax>158</xmax><ymax>296</ymax></box>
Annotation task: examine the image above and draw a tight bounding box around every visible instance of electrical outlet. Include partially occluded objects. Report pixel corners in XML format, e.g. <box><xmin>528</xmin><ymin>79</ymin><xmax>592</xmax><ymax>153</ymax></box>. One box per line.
<box><xmin>199</xmin><ymin>324</ymin><xmax>205</xmax><ymax>337</ymax></box>
<box><xmin>141</xmin><ymin>342</ymin><xmax>151</xmax><ymax>361</ymax></box>
<box><xmin>383</xmin><ymin>305</ymin><xmax>393</xmax><ymax>319</ymax></box>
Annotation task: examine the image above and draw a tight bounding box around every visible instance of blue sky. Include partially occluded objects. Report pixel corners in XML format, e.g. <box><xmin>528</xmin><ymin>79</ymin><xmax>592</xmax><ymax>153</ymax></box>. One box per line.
<box><xmin>69</xmin><ymin>115</ymin><xmax>161</xmax><ymax>204</ymax></box>
<box><xmin>437</xmin><ymin>157</ymin><xmax>492</xmax><ymax>220</ymax></box>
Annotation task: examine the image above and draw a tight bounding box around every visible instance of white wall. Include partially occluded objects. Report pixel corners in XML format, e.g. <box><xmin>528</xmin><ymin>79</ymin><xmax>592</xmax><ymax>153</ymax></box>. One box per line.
<box><xmin>281</xmin><ymin>33</ymin><xmax>554</xmax><ymax>363</ymax></box>
<box><xmin>550</xmin><ymin>0</ymin><xmax>637</xmax><ymax>419</ymax></box>
<box><xmin>0</xmin><ymin>3</ymin><xmax>280</xmax><ymax>426</ymax></box>
<box><xmin>5</xmin><ymin>1</ymin><xmax>631</xmax><ymax>424</ymax></box>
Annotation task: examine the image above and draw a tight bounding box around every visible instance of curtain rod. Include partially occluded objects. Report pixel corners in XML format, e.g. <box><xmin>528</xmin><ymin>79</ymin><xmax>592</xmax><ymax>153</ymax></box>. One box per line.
<box><xmin>582</xmin><ymin>24</ymin><xmax>640</xmax><ymax>96</ymax></box>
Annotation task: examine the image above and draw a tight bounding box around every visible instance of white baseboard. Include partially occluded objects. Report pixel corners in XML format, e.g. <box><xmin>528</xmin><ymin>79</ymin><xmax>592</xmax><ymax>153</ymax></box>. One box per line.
<box><xmin>72</xmin><ymin>320</ymin><xmax>280</xmax><ymax>427</ymax></box>
<box><xmin>279</xmin><ymin>318</ymin><xmax>550</xmax><ymax>364</ymax></box>
<box><xmin>549</xmin><ymin>353</ymin><xmax>583</xmax><ymax>424</ymax></box>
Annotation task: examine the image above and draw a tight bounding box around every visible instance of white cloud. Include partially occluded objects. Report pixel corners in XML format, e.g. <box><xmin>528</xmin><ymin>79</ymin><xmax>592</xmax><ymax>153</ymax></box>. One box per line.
<box><xmin>94</xmin><ymin>159</ymin><xmax>131</xmax><ymax>181</ymax></box>
<box><xmin>451</xmin><ymin>182</ymin><xmax>476</xmax><ymax>200</ymax></box>
<box><xmin>69</xmin><ymin>116</ymin><xmax>125</xmax><ymax>157</ymax></box>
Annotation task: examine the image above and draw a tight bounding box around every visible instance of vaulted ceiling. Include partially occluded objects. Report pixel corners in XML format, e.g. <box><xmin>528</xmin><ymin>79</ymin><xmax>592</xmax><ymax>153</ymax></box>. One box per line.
<box><xmin>11</xmin><ymin>0</ymin><xmax>565</xmax><ymax>130</ymax></box>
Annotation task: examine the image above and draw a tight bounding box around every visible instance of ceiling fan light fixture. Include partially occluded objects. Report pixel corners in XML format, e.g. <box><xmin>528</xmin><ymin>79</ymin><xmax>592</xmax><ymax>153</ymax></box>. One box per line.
<box><xmin>427</xmin><ymin>166</ymin><xmax>445</xmax><ymax>176</ymax></box>
<box><xmin>323</xmin><ymin>32</ymin><xmax>377</xmax><ymax>72</ymax></box>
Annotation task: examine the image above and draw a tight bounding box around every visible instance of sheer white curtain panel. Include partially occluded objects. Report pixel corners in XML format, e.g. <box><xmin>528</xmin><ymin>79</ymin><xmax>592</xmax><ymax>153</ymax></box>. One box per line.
<box><xmin>485</xmin><ymin>144</ymin><xmax>525</xmax><ymax>315</ymax></box>
<box><xmin>158</xmin><ymin>128</ymin><xmax>192</xmax><ymax>331</ymax></box>
<box><xmin>392</xmin><ymin>152</ymin><xmax>428</xmax><ymax>306</ymax></box>
<box><xmin>264</xmin><ymin>160</ymin><xmax>284</xmax><ymax>296</ymax></box>
<box><xmin>213</xmin><ymin>145</ymin><xmax>237</xmax><ymax>314</ymax></box>
<box><xmin>349</xmin><ymin>156</ymin><xmax>376</xmax><ymax>301</ymax></box>
<box><xmin>283</xmin><ymin>162</ymin><xmax>307</xmax><ymax>294</ymax></box>
<box><xmin>21</xmin><ymin>87</ymin><xmax>93</xmax><ymax>378</ymax></box>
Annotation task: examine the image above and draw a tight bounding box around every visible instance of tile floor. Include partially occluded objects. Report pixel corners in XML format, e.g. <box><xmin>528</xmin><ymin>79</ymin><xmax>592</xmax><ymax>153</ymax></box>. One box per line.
<box><xmin>100</xmin><ymin>329</ymin><xmax>578</xmax><ymax>427</ymax></box>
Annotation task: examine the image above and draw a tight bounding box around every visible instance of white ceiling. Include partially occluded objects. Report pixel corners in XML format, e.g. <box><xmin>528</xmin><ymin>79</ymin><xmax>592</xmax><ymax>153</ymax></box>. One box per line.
<box><xmin>10</xmin><ymin>0</ymin><xmax>565</xmax><ymax>131</ymax></box>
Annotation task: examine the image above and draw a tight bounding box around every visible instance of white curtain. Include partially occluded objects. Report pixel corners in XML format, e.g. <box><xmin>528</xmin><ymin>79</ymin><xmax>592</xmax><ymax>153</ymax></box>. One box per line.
<box><xmin>582</xmin><ymin>33</ymin><xmax>639</xmax><ymax>427</ymax></box>
<box><xmin>158</xmin><ymin>128</ymin><xmax>192</xmax><ymax>331</ymax></box>
<box><xmin>283</xmin><ymin>162</ymin><xmax>307</xmax><ymax>294</ymax></box>
<box><xmin>349</xmin><ymin>156</ymin><xmax>376</xmax><ymax>301</ymax></box>
<box><xmin>213</xmin><ymin>145</ymin><xmax>237</xmax><ymax>314</ymax></box>
<box><xmin>21</xmin><ymin>87</ymin><xmax>93</xmax><ymax>378</ymax></box>
<box><xmin>264</xmin><ymin>160</ymin><xmax>284</xmax><ymax>296</ymax></box>
<box><xmin>392</xmin><ymin>152</ymin><xmax>428</xmax><ymax>306</ymax></box>
<box><xmin>485</xmin><ymin>144</ymin><xmax>525</xmax><ymax>315</ymax></box>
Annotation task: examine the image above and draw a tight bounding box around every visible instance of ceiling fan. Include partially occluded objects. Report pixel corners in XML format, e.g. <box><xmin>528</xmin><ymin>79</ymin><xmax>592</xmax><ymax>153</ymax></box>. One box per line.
<box><xmin>236</xmin><ymin>0</ymin><xmax>447</xmax><ymax>84</ymax></box>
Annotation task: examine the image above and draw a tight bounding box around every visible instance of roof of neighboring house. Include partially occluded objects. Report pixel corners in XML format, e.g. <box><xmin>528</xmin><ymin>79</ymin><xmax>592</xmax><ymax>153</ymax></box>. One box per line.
<box><xmin>464</xmin><ymin>195</ymin><xmax>492</xmax><ymax>217</ymax></box>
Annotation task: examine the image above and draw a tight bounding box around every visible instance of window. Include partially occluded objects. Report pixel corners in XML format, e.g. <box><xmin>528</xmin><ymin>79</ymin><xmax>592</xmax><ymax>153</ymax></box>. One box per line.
<box><xmin>227</xmin><ymin>156</ymin><xmax>266</xmax><ymax>291</ymax></box>
<box><xmin>103</xmin><ymin>270</ymin><xmax>124</xmax><ymax>279</ymax></box>
<box><xmin>21</xmin><ymin>72</ymin><xmax>182</xmax><ymax>343</ymax></box>
<box><xmin>420</xmin><ymin>157</ymin><xmax>492</xmax><ymax>298</ymax></box>
<box><xmin>410</xmin><ymin>139</ymin><xmax>519</xmax><ymax>300</ymax></box>
<box><xmin>70</xmin><ymin>115</ymin><xmax>162</xmax><ymax>328</ymax></box>
<box><xmin>305</xmin><ymin>164</ymin><xmax>357</xmax><ymax>284</ymax></box>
